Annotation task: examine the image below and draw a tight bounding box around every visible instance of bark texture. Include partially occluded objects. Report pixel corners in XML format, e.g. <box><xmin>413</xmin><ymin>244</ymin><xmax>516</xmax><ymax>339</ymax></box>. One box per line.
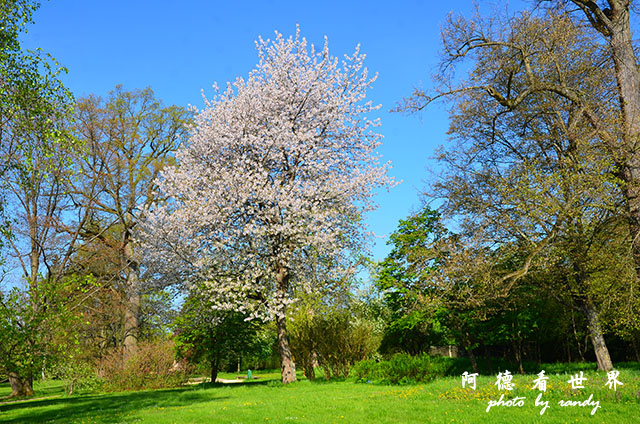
<box><xmin>275</xmin><ymin>265</ymin><xmax>297</xmax><ymax>384</ymax></box>
<box><xmin>210</xmin><ymin>357</ymin><xmax>219</xmax><ymax>383</ymax></box>
<box><xmin>608</xmin><ymin>2</ymin><xmax>640</xmax><ymax>281</ymax></box>
<box><xmin>570</xmin><ymin>0</ymin><xmax>640</xmax><ymax>279</ymax></box>
<box><xmin>122</xmin><ymin>229</ymin><xmax>140</xmax><ymax>353</ymax></box>
<box><xmin>276</xmin><ymin>314</ymin><xmax>296</xmax><ymax>384</ymax></box>
<box><xmin>8</xmin><ymin>372</ymin><xmax>34</xmax><ymax>398</ymax></box>
<box><xmin>581</xmin><ymin>302</ymin><xmax>614</xmax><ymax>371</ymax></box>
<box><xmin>462</xmin><ymin>333</ymin><xmax>479</xmax><ymax>374</ymax></box>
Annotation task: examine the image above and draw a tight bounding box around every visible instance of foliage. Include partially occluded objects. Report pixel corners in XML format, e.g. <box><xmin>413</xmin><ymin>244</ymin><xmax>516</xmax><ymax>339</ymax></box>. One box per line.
<box><xmin>315</xmin><ymin>309</ymin><xmax>381</xmax><ymax>379</ymax></box>
<box><xmin>140</xmin><ymin>27</ymin><xmax>393</xmax><ymax>383</ymax></box>
<box><xmin>0</xmin><ymin>276</ymin><xmax>84</xmax><ymax>394</ymax></box>
<box><xmin>66</xmin><ymin>242</ymin><xmax>179</xmax><ymax>357</ymax></box>
<box><xmin>379</xmin><ymin>309</ymin><xmax>449</xmax><ymax>356</ymax></box>
<box><xmin>173</xmin><ymin>288</ymin><xmax>265</xmax><ymax>381</ymax></box>
<box><xmin>377</xmin><ymin>207</ymin><xmax>449</xmax><ymax>296</ymax></box>
<box><xmin>50</xmin><ymin>357</ymin><xmax>103</xmax><ymax>395</ymax></box>
<box><xmin>0</xmin><ymin>0</ymin><xmax>39</xmax><ymax>52</ymax></box>
<box><xmin>0</xmin><ymin>0</ymin><xmax>81</xmax><ymax>397</ymax></box>
<box><xmin>1</xmin><ymin>0</ymin><xmax>67</xmax><ymax>144</ymax></box>
<box><xmin>71</xmin><ymin>85</ymin><xmax>190</xmax><ymax>351</ymax></box>
<box><xmin>375</xmin><ymin>207</ymin><xmax>453</xmax><ymax>354</ymax></box>
<box><xmin>288</xmin><ymin>294</ymin><xmax>382</xmax><ymax>380</ymax></box>
<box><xmin>547</xmin><ymin>1</ymin><xmax>640</xmax><ymax>286</ymax></box>
<box><xmin>374</xmin><ymin>202</ymin><xmax>616</xmax><ymax>370</ymax></box>
<box><xmin>401</xmin><ymin>8</ymin><xmax>636</xmax><ymax>371</ymax></box>
<box><xmin>140</xmin><ymin>27</ymin><xmax>393</xmax><ymax>316</ymax></box>
<box><xmin>139</xmin><ymin>288</ymin><xmax>178</xmax><ymax>341</ymax></box>
<box><xmin>351</xmin><ymin>353</ymin><xmax>457</xmax><ymax>384</ymax></box>
<box><xmin>240</xmin><ymin>325</ymin><xmax>280</xmax><ymax>371</ymax></box>
<box><xmin>352</xmin><ymin>355</ymin><xmax>640</xmax><ymax>386</ymax></box>
<box><xmin>96</xmin><ymin>339</ymin><xmax>187</xmax><ymax>392</ymax></box>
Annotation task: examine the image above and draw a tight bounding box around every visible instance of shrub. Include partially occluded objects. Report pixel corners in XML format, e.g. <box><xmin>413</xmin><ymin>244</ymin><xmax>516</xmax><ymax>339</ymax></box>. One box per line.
<box><xmin>50</xmin><ymin>359</ymin><xmax>103</xmax><ymax>394</ymax></box>
<box><xmin>97</xmin><ymin>339</ymin><xmax>187</xmax><ymax>392</ymax></box>
<box><xmin>351</xmin><ymin>358</ymin><xmax>381</xmax><ymax>382</ymax></box>
<box><xmin>289</xmin><ymin>305</ymin><xmax>382</xmax><ymax>380</ymax></box>
<box><xmin>352</xmin><ymin>353</ymin><xmax>456</xmax><ymax>384</ymax></box>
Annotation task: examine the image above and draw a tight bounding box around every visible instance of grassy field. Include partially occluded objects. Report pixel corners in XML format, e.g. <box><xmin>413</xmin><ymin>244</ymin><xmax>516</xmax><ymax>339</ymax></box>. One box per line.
<box><xmin>1</xmin><ymin>367</ymin><xmax>639</xmax><ymax>423</ymax></box>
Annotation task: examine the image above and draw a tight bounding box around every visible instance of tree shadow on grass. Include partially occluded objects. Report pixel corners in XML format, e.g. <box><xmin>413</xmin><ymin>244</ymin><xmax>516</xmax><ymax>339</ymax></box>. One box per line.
<box><xmin>307</xmin><ymin>377</ymin><xmax>348</xmax><ymax>385</ymax></box>
<box><xmin>0</xmin><ymin>382</ymin><xmax>65</xmax><ymax>400</ymax></box>
<box><xmin>616</xmin><ymin>362</ymin><xmax>640</xmax><ymax>371</ymax></box>
<box><xmin>0</xmin><ymin>386</ymin><xmax>229</xmax><ymax>424</ymax></box>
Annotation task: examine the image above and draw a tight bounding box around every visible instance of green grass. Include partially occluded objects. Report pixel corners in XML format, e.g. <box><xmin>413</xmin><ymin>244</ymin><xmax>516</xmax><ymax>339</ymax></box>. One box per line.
<box><xmin>1</xmin><ymin>367</ymin><xmax>639</xmax><ymax>423</ymax></box>
<box><xmin>0</xmin><ymin>379</ymin><xmax>66</xmax><ymax>400</ymax></box>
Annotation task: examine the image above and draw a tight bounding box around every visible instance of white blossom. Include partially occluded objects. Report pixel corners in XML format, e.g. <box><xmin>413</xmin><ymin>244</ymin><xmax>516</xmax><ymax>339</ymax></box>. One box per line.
<box><xmin>139</xmin><ymin>27</ymin><xmax>395</xmax><ymax>321</ymax></box>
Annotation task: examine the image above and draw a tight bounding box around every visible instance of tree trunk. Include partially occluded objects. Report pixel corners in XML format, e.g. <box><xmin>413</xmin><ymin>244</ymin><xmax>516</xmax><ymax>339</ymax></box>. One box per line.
<box><xmin>571</xmin><ymin>309</ymin><xmax>587</xmax><ymax>362</ymax></box>
<box><xmin>467</xmin><ymin>347</ymin><xmax>478</xmax><ymax>374</ymax></box>
<box><xmin>513</xmin><ymin>339</ymin><xmax>524</xmax><ymax>375</ymax></box>
<box><xmin>276</xmin><ymin>313</ymin><xmax>296</xmax><ymax>383</ymax></box>
<box><xmin>512</xmin><ymin>324</ymin><xmax>524</xmax><ymax>374</ymax></box>
<box><xmin>632</xmin><ymin>336</ymin><xmax>640</xmax><ymax>362</ymax></box>
<box><xmin>580</xmin><ymin>302</ymin><xmax>614</xmax><ymax>371</ymax></box>
<box><xmin>123</xmin><ymin>288</ymin><xmax>140</xmax><ymax>353</ymax></box>
<box><xmin>593</xmin><ymin>1</ymin><xmax>640</xmax><ymax>280</ymax></box>
<box><xmin>275</xmin><ymin>265</ymin><xmax>296</xmax><ymax>384</ymax></box>
<box><xmin>211</xmin><ymin>357</ymin><xmax>219</xmax><ymax>383</ymax></box>
<box><xmin>484</xmin><ymin>344</ymin><xmax>493</xmax><ymax>374</ymax></box>
<box><xmin>8</xmin><ymin>372</ymin><xmax>34</xmax><ymax>398</ymax></box>
<box><xmin>607</xmin><ymin>3</ymin><xmax>640</xmax><ymax>148</ymax></box>
<box><xmin>123</xmin><ymin>238</ymin><xmax>140</xmax><ymax>353</ymax></box>
<box><xmin>620</xmin><ymin>159</ymin><xmax>640</xmax><ymax>282</ymax></box>
<box><xmin>462</xmin><ymin>333</ymin><xmax>479</xmax><ymax>374</ymax></box>
<box><xmin>303</xmin><ymin>355</ymin><xmax>316</xmax><ymax>381</ymax></box>
<box><xmin>322</xmin><ymin>365</ymin><xmax>332</xmax><ymax>380</ymax></box>
<box><xmin>304</xmin><ymin>350</ymin><xmax>318</xmax><ymax>380</ymax></box>
<box><xmin>632</xmin><ymin>332</ymin><xmax>640</xmax><ymax>362</ymax></box>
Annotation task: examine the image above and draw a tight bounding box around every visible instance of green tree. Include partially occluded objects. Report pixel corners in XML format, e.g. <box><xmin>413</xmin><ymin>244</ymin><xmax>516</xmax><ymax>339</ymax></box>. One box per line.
<box><xmin>0</xmin><ymin>277</ymin><xmax>82</xmax><ymax>397</ymax></box>
<box><xmin>174</xmin><ymin>287</ymin><xmax>262</xmax><ymax>383</ymax></box>
<box><xmin>376</xmin><ymin>208</ymin><xmax>452</xmax><ymax>356</ymax></box>
<box><xmin>288</xmin><ymin>285</ymin><xmax>383</xmax><ymax>381</ymax></box>
<box><xmin>376</xmin><ymin>207</ymin><xmax>584</xmax><ymax>372</ymax></box>
<box><xmin>404</xmin><ymin>10</ymin><xmax>632</xmax><ymax>370</ymax></box>
<box><xmin>72</xmin><ymin>86</ymin><xmax>190</xmax><ymax>352</ymax></box>
<box><xmin>0</xmin><ymin>0</ymin><xmax>87</xmax><ymax>397</ymax></box>
<box><xmin>547</xmin><ymin>0</ymin><xmax>640</xmax><ymax>279</ymax></box>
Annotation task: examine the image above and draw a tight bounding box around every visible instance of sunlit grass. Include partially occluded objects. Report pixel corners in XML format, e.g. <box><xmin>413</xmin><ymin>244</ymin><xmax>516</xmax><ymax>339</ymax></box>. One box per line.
<box><xmin>0</xmin><ymin>367</ymin><xmax>638</xmax><ymax>423</ymax></box>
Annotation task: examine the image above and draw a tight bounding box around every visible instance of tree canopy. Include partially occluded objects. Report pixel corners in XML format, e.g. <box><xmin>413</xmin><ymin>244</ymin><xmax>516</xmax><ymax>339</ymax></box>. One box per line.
<box><xmin>139</xmin><ymin>28</ymin><xmax>394</xmax><ymax>383</ymax></box>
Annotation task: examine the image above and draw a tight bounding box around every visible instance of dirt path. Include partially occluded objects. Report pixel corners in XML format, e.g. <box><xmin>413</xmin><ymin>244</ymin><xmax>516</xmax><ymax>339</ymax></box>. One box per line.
<box><xmin>214</xmin><ymin>378</ymin><xmax>245</xmax><ymax>383</ymax></box>
<box><xmin>185</xmin><ymin>377</ymin><xmax>247</xmax><ymax>385</ymax></box>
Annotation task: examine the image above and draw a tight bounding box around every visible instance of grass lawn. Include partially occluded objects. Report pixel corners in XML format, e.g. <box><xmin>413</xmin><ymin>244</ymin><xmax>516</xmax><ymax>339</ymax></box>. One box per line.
<box><xmin>1</xmin><ymin>368</ymin><xmax>639</xmax><ymax>423</ymax></box>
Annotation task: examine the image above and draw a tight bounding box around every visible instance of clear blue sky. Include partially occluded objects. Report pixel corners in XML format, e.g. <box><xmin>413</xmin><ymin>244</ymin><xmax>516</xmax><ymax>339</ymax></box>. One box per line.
<box><xmin>21</xmin><ymin>0</ymin><xmax>527</xmax><ymax>265</ymax></box>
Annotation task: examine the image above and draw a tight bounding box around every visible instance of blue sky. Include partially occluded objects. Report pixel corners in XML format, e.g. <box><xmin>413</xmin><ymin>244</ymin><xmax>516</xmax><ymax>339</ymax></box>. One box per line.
<box><xmin>21</xmin><ymin>0</ymin><xmax>527</xmax><ymax>264</ymax></box>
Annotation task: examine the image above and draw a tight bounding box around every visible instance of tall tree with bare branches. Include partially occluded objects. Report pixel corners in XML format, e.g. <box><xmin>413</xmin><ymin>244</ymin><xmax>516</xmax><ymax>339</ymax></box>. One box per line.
<box><xmin>402</xmin><ymin>9</ymin><xmax>635</xmax><ymax>370</ymax></box>
<box><xmin>72</xmin><ymin>86</ymin><xmax>190</xmax><ymax>352</ymax></box>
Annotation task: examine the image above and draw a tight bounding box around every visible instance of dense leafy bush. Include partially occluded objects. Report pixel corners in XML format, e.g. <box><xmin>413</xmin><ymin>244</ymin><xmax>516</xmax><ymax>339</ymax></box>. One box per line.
<box><xmin>289</xmin><ymin>300</ymin><xmax>381</xmax><ymax>380</ymax></box>
<box><xmin>174</xmin><ymin>289</ymin><xmax>275</xmax><ymax>382</ymax></box>
<box><xmin>352</xmin><ymin>354</ymin><xmax>640</xmax><ymax>385</ymax></box>
<box><xmin>97</xmin><ymin>340</ymin><xmax>187</xmax><ymax>391</ymax></box>
<box><xmin>352</xmin><ymin>353</ymin><xmax>457</xmax><ymax>384</ymax></box>
<box><xmin>50</xmin><ymin>359</ymin><xmax>103</xmax><ymax>394</ymax></box>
